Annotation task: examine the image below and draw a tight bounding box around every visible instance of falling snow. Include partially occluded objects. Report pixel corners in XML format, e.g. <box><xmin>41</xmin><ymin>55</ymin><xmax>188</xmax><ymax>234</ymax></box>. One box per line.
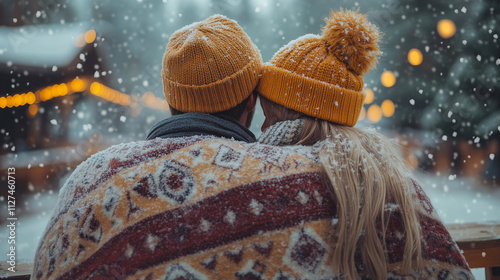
<box><xmin>0</xmin><ymin>3</ymin><xmax>498</xmax><ymax>280</ymax></box>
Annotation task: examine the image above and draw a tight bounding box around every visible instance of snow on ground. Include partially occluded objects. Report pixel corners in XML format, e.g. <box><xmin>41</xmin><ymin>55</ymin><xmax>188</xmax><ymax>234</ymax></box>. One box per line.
<box><xmin>416</xmin><ymin>172</ymin><xmax>500</xmax><ymax>280</ymax></box>
<box><xmin>417</xmin><ymin>172</ymin><xmax>500</xmax><ymax>224</ymax></box>
<box><xmin>1</xmin><ymin>172</ymin><xmax>498</xmax><ymax>279</ymax></box>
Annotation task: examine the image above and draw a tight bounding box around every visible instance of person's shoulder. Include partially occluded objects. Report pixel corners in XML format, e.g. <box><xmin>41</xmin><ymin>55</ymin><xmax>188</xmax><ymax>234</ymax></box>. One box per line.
<box><xmin>78</xmin><ymin>137</ymin><xmax>193</xmax><ymax>166</ymax></box>
<box><xmin>221</xmin><ymin>139</ymin><xmax>321</xmax><ymax>173</ymax></box>
<box><xmin>64</xmin><ymin>136</ymin><xmax>205</xmax><ymax>183</ymax></box>
<box><xmin>163</xmin><ymin>137</ymin><xmax>321</xmax><ymax>174</ymax></box>
<box><xmin>208</xmin><ymin>138</ymin><xmax>317</xmax><ymax>159</ymax></box>
<box><xmin>247</xmin><ymin>141</ymin><xmax>320</xmax><ymax>164</ymax></box>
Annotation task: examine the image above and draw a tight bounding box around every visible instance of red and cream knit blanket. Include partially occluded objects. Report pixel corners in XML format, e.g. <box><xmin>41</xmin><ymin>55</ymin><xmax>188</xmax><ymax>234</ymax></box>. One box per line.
<box><xmin>32</xmin><ymin>136</ymin><xmax>473</xmax><ymax>279</ymax></box>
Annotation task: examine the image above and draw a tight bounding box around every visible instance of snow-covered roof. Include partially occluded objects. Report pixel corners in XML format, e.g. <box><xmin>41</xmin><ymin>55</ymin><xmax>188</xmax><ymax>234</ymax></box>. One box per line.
<box><xmin>0</xmin><ymin>22</ymin><xmax>96</xmax><ymax>67</ymax></box>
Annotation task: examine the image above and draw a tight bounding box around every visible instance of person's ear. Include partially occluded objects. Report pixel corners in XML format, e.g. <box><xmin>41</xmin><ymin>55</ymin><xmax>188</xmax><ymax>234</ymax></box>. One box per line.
<box><xmin>239</xmin><ymin>92</ymin><xmax>258</xmax><ymax>128</ymax></box>
<box><xmin>245</xmin><ymin>92</ymin><xmax>257</xmax><ymax>112</ymax></box>
<box><xmin>261</xmin><ymin>118</ymin><xmax>270</xmax><ymax>132</ymax></box>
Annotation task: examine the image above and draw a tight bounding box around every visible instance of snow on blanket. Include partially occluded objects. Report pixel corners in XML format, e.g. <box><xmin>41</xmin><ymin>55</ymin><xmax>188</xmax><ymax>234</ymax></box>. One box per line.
<box><xmin>32</xmin><ymin>136</ymin><xmax>473</xmax><ymax>279</ymax></box>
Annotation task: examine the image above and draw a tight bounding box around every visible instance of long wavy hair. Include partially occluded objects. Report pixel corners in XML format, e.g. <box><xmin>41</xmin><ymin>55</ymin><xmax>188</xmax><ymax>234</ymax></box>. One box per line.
<box><xmin>260</xmin><ymin>96</ymin><xmax>423</xmax><ymax>279</ymax></box>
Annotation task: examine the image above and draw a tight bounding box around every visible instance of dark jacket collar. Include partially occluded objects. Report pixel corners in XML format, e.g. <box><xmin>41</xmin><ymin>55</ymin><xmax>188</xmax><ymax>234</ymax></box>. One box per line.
<box><xmin>146</xmin><ymin>113</ymin><xmax>256</xmax><ymax>143</ymax></box>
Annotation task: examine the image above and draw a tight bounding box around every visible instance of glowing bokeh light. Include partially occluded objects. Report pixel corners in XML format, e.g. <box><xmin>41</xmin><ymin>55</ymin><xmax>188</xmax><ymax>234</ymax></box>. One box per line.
<box><xmin>358</xmin><ymin>106</ymin><xmax>366</xmax><ymax>121</ymax></box>
<box><xmin>367</xmin><ymin>104</ymin><xmax>382</xmax><ymax>123</ymax></box>
<box><xmin>364</xmin><ymin>88</ymin><xmax>374</xmax><ymax>104</ymax></box>
<box><xmin>85</xmin><ymin>30</ymin><xmax>96</xmax><ymax>44</ymax></box>
<box><xmin>28</xmin><ymin>104</ymin><xmax>38</xmax><ymax>116</ymax></box>
<box><xmin>408</xmin><ymin>48</ymin><xmax>423</xmax><ymax>66</ymax></box>
<box><xmin>381</xmin><ymin>71</ymin><xmax>396</xmax><ymax>88</ymax></box>
<box><xmin>437</xmin><ymin>19</ymin><xmax>456</xmax><ymax>39</ymax></box>
<box><xmin>381</xmin><ymin>100</ymin><xmax>395</xmax><ymax>117</ymax></box>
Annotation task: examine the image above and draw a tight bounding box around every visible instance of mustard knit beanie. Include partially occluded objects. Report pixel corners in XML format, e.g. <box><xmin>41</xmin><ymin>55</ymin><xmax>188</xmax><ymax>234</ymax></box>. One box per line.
<box><xmin>257</xmin><ymin>9</ymin><xmax>381</xmax><ymax>127</ymax></box>
<box><xmin>162</xmin><ymin>15</ymin><xmax>262</xmax><ymax>113</ymax></box>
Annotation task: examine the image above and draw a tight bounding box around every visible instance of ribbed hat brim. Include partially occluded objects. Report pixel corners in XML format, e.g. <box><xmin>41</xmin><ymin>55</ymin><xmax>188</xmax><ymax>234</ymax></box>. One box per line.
<box><xmin>257</xmin><ymin>64</ymin><xmax>366</xmax><ymax>127</ymax></box>
<box><xmin>163</xmin><ymin>59</ymin><xmax>261</xmax><ymax>113</ymax></box>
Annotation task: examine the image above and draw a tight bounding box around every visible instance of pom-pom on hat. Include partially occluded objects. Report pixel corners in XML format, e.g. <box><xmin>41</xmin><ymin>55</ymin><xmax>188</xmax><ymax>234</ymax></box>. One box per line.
<box><xmin>257</xmin><ymin>9</ymin><xmax>381</xmax><ymax>126</ymax></box>
<box><xmin>162</xmin><ymin>15</ymin><xmax>262</xmax><ymax>113</ymax></box>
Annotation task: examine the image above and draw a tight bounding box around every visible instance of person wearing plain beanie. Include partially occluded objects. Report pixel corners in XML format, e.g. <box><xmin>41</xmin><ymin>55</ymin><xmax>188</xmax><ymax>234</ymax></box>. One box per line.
<box><xmin>147</xmin><ymin>14</ymin><xmax>263</xmax><ymax>142</ymax></box>
<box><xmin>162</xmin><ymin>15</ymin><xmax>262</xmax><ymax>114</ymax></box>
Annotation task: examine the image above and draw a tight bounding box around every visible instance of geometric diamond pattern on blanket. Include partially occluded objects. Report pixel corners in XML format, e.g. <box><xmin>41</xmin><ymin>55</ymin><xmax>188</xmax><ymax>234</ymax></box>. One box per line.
<box><xmin>272</xmin><ymin>270</ymin><xmax>296</xmax><ymax>280</ymax></box>
<box><xmin>224</xmin><ymin>247</ymin><xmax>245</xmax><ymax>264</ymax></box>
<box><xmin>213</xmin><ymin>145</ymin><xmax>245</xmax><ymax>171</ymax></box>
<box><xmin>235</xmin><ymin>260</ymin><xmax>267</xmax><ymax>280</ymax></box>
<box><xmin>438</xmin><ymin>269</ymin><xmax>452</xmax><ymax>279</ymax></box>
<box><xmin>133</xmin><ymin>174</ymin><xmax>158</xmax><ymax>198</ymax></box>
<box><xmin>124</xmin><ymin>243</ymin><xmax>135</xmax><ymax>259</ymax></box>
<box><xmin>313</xmin><ymin>190</ymin><xmax>323</xmax><ymax>205</ymax></box>
<box><xmin>425</xmin><ymin>266</ymin><xmax>437</xmax><ymax>276</ymax></box>
<box><xmin>143</xmin><ymin>273</ymin><xmax>154</xmax><ymax>280</ymax></box>
<box><xmin>247</xmin><ymin>145</ymin><xmax>289</xmax><ymax>171</ymax></box>
<box><xmin>437</xmin><ymin>269</ymin><xmax>472</xmax><ymax>280</ymax></box>
<box><xmin>126</xmin><ymin>191</ymin><xmax>142</xmax><ymax>220</ymax></box>
<box><xmin>35</xmin><ymin>257</ymin><xmax>43</xmax><ymax>279</ymax></box>
<box><xmin>200</xmin><ymin>255</ymin><xmax>218</xmax><ymax>271</ymax></box>
<box><xmin>189</xmin><ymin>147</ymin><xmax>203</xmax><ymax>158</ymax></box>
<box><xmin>253</xmin><ymin>241</ymin><xmax>274</xmax><ymax>258</ymax></box>
<box><xmin>158</xmin><ymin>160</ymin><xmax>195</xmax><ymax>204</ymax></box>
<box><xmin>46</xmin><ymin>232</ymin><xmax>70</xmax><ymax>277</ymax></box>
<box><xmin>145</xmin><ymin>234</ymin><xmax>161</xmax><ymax>252</ymax></box>
<box><xmin>31</xmin><ymin>138</ymin><xmax>475</xmax><ymax>280</ymax></box>
<box><xmin>223</xmin><ymin>210</ymin><xmax>237</xmax><ymax>226</ymax></box>
<box><xmin>295</xmin><ymin>191</ymin><xmax>309</xmax><ymax>205</ymax></box>
<box><xmin>79</xmin><ymin>206</ymin><xmax>103</xmax><ymax>243</ymax></box>
<box><xmin>248</xmin><ymin>199</ymin><xmax>264</xmax><ymax>216</ymax></box>
<box><xmin>164</xmin><ymin>263</ymin><xmax>207</xmax><ymax>280</ymax></box>
<box><xmin>103</xmin><ymin>184</ymin><xmax>120</xmax><ymax>218</ymax></box>
<box><xmin>411</xmin><ymin>180</ymin><xmax>435</xmax><ymax>215</ymax></box>
<box><xmin>416</xmin><ymin>186</ymin><xmax>434</xmax><ymax>215</ymax></box>
<box><xmin>287</xmin><ymin>229</ymin><xmax>326</xmax><ymax>273</ymax></box>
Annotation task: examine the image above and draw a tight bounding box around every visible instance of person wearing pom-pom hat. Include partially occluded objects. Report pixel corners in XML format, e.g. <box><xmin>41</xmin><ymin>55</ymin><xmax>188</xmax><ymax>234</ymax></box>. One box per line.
<box><xmin>258</xmin><ymin>9</ymin><xmax>474</xmax><ymax>279</ymax></box>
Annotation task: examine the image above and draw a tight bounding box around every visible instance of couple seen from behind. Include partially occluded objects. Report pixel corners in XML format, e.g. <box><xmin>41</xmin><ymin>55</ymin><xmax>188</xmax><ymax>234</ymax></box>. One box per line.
<box><xmin>32</xmin><ymin>10</ymin><xmax>474</xmax><ymax>280</ymax></box>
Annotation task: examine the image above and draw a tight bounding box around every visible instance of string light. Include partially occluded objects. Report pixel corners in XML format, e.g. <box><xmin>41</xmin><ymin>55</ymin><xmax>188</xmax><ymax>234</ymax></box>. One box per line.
<box><xmin>12</xmin><ymin>94</ymin><xmax>22</xmax><ymax>107</ymax></box>
<box><xmin>89</xmin><ymin>82</ymin><xmax>134</xmax><ymax>106</ymax></box>
<box><xmin>1</xmin><ymin>78</ymin><xmax>169</xmax><ymax>112</ymax></box>
<box><xmin>0</xmin><ymin>97</ymin><xmax>6</xmax><ymax>108</ymax></box>
<box><xmin>26</xmin><ymin>92</ymin><xmax>36</xmax><ymax>104</ymax></box>
<box><xmin>6</xmin><ymin>96</ymin><xmax>13</xmax><ymax>108</ymax></box>
<box><xmin>28</xmin><ymin>104</ymin><xmax>38</xmax><ymax>117</ymax></box>
<box><xmin>70</xmin><ymin>78</ymin><xmax>86</xmax><ymax>92</ymax></box>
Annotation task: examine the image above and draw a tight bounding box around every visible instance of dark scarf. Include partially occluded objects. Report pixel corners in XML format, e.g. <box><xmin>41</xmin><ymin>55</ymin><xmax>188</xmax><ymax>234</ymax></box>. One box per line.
<box><xmin>146</xmin><ymin>113</ymin><xmax>256</xmax><ymax>143</ymax></box>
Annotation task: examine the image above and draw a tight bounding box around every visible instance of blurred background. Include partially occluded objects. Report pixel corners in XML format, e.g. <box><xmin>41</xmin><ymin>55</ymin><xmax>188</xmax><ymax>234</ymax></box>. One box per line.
<box><xmin>0</xmin><ymin>0</ymin><xmax>499</xmax><ymax>276</ymax></box>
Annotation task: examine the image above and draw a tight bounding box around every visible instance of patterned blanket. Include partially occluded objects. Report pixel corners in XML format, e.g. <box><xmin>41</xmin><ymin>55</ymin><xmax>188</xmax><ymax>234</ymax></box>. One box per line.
<box><xmin>32</xmin><ymin>136</ymin><xmax>473</xmax><ymax>279</ymax></box>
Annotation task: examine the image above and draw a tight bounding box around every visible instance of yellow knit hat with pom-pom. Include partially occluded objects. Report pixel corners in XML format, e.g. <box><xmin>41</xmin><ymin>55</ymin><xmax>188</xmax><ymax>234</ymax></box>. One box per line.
<box><xmin>162</xmin><ymin>15</ymin><xmax>262</xmax><ymax>113</ymax></box>
<box><xmin>257</xmin><ymin>9</ymin><xmax>381</xmax><ymax>126</ymax></box>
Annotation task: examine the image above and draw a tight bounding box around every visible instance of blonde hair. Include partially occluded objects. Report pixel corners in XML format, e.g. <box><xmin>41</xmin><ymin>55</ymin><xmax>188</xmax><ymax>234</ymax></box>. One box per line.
<box><xmin>260</xmin><ymin>97</ymin><xmax>423</xmax><ymax>279</ymax></box>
